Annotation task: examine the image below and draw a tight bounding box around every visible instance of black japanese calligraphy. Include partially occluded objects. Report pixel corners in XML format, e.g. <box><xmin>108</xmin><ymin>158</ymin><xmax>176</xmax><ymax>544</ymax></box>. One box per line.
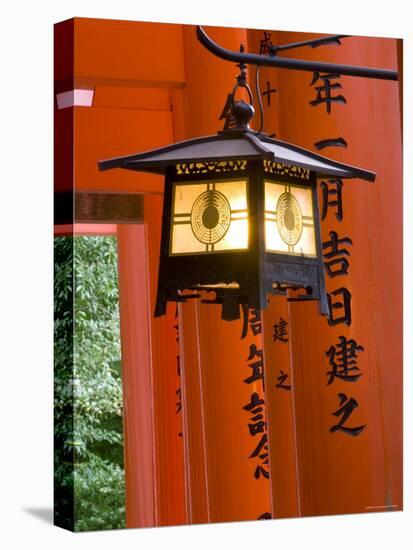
<box><xmin>243</xmin><ymin>392</ymin><xmax>265</xmax><ymax>412</ymax></box>
<box><xmin>243</xmin><ymin>390</ymin><xmax>269</xmax><ymax>480</ymax></box>
<box><xmin>248</xmin><ymin>417</ymin><xmax>266</xmax><ymax>436</ymax></box>
<box><xmin>259</xmin><ymin>31</ymin><xmax>273</xmax><ymax>55</ymax></box>
<box><xmin>321</xmin><ymin>179</ymin><xmax>344</xmax><ymax>221</ymax></box>
<box><xmin>175</xmin><ymin>388</ymin><xmax>182</xmax><ymax>413</ymax></box>
<box><xmin>249</xmin><ymin>308</ymin><xmax>263</xmax><ymax>336</ymax></box>
<box><xmin>309</xmin><ymin>50</ymin><xmax>367</xmax><ymax>437</ymax></box>
<box><xmin>254</xmin><ymin>465</ymin><xmax>270</xmax><ymax>479</ymax></box>
<box><xmin>249</xmin><ymin>433</ymin><xmax>268</xmax><ymax>458</ymax></box>
<box><xmin>174</xmin><ymin>305</ymin><xmax>182</xmax><ymax>436</ymax></box>
<box><xmin>275</xmin><ymin>370</ymin><xmax>291</xmax><ymax>391</ymax></box>
<box><xmin>244</xmin><ymin>344</ymin><xmax>265</xmax><ymax>385</ymax></box>
<box><xmin>309</xmin><ymin>72</ymin><xmax>347</xmax><ymax>114</ymax></box>
<box><xmin>330</xmin><ymin>393</ymin><xmax>366</xmax><ymax>436</ymax></box>
<box><xmin>326</xmin><ymin>336</ymin><xmax>364</xmax><ymax>385</ymax></box>
<box><xmin>327</xmin><ymin>287</ymin><xmax>352</xmax><ymax>326</ymax></box>
<box><xmin>262</xmin><ymin>81</ymin><xmax>277</xmax><ymax>107</ymax></box>
<box><xmin>243</xmin><ymin>392</ymin><xmax>266</xmax><ymax>435</ymax></box>
<box><xmin>273</xmin><ymin>317</ymin><xmax>288</xmax><ymax>342</ymax></box>
<box><xmin>323</xmin><ymin>231</ymin><xmax>353</xmax><ymax>278</ymax></box>
<box><xmin>240</xmin><ymin>306</ymin><xmax>262</xmax><ymax>339</ymax></box>
<box><xmin>249</xmin><ymin>434</ymin><xmax>270</xmax><ymax>479</ymax></box>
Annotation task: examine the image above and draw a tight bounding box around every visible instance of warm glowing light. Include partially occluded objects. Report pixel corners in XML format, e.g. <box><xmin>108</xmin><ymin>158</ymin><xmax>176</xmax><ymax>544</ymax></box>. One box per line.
<box><xmin>170</xmin><ymin>179</ymin><xmax>249</xmax><ymax>255</ymax></box>
<box><xmin>264</xmin><ymin>180</ymin><xmax>316</xmax><ymax>256</ymax></box>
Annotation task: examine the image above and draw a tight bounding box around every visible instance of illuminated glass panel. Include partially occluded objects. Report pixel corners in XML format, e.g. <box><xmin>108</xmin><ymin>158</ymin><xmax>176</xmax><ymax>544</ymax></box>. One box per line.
<box><xmin>265</xmin><ymin>180</ymin><xmax>316</xmax><ymax>257</ymax></box>
<box><xmin>170</xmin><ymin>179</ymin><xmax>249</xmax><ymax>255</ymax></box>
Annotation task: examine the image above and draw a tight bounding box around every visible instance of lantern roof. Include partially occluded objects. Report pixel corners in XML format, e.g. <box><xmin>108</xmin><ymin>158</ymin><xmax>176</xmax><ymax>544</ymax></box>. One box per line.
<box><xmin>98</xmin><ymin>129</ymin><xmax>375</xmax><ymax>182</ymax></box>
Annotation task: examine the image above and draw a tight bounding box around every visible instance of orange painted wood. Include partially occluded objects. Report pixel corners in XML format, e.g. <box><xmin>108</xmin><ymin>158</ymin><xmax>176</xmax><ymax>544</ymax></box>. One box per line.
<box><xmin>270</xmin><ymin>30</ymin><xmax>402</xmax><ymax>515</ymax></box>
<box><xmin>117</xmin><ymin>224</ymin><xmax>155</xmax><ymax>527</ymax></box>
<box><xmin>182</xmin><ymin>302</ymin><xmax>272</xmax><ymax>522</ymax></box>
<box><xmin>144</xmin><ymin>195</ymin><xmax>187</xmax><ymax>526</ymax></box>
<box><xmin>65</xmin><ymin>18</ymin><xmax>187</xmax><ymax>526</ymax></box>
<box><xmin>72</xmin><ymin>18</ymin><xmax>186</xmax><ymax>89</ymax></box>
<box><xmin>74</xmin><ymin>106</ymin><xmax>173</xmax><ymax>193</ymax></box>
<box><xmin>177</xmin><ymin>25</ymin><xmax>272</xmax><ymax>523</ymax></box>
<box><xmin>262</xmin><ymin>296</ymin><xmax>300</xmax><ymax>518</ymax></box>
<box><xmin>247</xmin><ymin>30</ymin><xmax>299</xmax><ymax>518</ymax></box>
<box><xmin>168</xmin><ymin>88</ymin><xmax>210</xmax><ymax>523</ymax></box>
<box><xmin>246</xmin><ymin>30</ymin><xmax>281</xmax><ymax>138</ymax></box>
<box><xmin>93</xmin><ymin>86</ymin><xmax>171</xmax><ymax>111</ymax></box>
<box><xmin>178</xmin><ymin>302</ymin><xmax>210</xmax><ymax>523</ymax></box>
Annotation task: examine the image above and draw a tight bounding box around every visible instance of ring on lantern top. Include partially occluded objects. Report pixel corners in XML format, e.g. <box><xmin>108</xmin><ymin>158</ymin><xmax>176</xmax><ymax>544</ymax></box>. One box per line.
<box><xmin>276</xmin><ymin>191</ymin><xmax>303</xmax><ymax>245</ymax></box>
<box><xmin>190</xmin><ymin>190</ymin><xmax>231</xmax><ymax>244</ymax></box>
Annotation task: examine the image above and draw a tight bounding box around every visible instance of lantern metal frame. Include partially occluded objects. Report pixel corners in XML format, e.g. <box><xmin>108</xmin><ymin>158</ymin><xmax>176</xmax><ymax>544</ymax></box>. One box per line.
<box><xmin>157</xmin><ymin>158</ymin><xmax>326</xmax><ymax>320</ymax></box>
<box><xmin>99</xmin><ymin>125</ymin><xmax>375</xmax><ymax>320</ymax></box>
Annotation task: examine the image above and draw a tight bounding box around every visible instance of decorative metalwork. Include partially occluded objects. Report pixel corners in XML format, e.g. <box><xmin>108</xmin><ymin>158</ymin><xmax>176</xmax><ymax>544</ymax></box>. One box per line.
<box><xmin>315</xmin><ymin>137</ymin><xmax>348</xmax><ymax>150</ymax></box>
<box><xmin>191</xmin><ymin>190</ymin><xmax>231</xmax><ymax>244</ymax></box>
<box><xmin>219</xmin><ymin>43</ymin><xmax>255</xmax><ymax>132</ymax></box>
<box><xmin>196</xmin><ymin>26</ymin><xmax>398</xmax><ymax>81</ymax></box>
<box><xmin>263</xmin><ymin>160</ymin><xmax>310</xmax><ymax>180</ymax></box>
<box><xmin>176</xmin><ymin>160</ymin><xmax>247</xmax><ymax>175</ymax></box>
<box><xmin>276</xmin><ymin>192</ymin><xmax>303</xmax><ymax>245</ymax></box>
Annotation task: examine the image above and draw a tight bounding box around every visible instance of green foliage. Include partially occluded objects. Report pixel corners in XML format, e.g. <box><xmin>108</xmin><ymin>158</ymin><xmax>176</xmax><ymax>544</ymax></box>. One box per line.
<box><xmin>54</xmin><ymin>236</ymin><xmax>126</xmax><ymax>531</ymax></box>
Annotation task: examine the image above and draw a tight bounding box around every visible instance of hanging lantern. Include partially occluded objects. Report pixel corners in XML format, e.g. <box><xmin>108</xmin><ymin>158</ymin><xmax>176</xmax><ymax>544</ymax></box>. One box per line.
<box><xmin>99</xmin><ymin>72</ymin><xmax>375</xmax><ymax>320</ymax></box>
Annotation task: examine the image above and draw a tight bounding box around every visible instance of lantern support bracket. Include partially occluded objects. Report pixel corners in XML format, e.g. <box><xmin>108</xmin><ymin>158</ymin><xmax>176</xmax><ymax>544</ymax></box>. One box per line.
<box><xmin>196</xmin><ymin>26</ymin><xmax>398</xmax><ymax>81</ymax></box>
<box><xmin>267</xmin><ymin>34</ymin><xmax>350</xmax><ymax>55</ymax></box>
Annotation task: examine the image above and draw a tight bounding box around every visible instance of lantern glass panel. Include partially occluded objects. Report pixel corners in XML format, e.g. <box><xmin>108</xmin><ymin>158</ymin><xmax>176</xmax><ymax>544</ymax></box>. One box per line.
<box><xmin>264</xmin><ymin>180</ymin><xmax>316</xmax><ymax>257</ymax></box>
<box><xmin>170</xmin><ymin>179</ymin><xmax>249</xmax><ymax>255</ymax></box>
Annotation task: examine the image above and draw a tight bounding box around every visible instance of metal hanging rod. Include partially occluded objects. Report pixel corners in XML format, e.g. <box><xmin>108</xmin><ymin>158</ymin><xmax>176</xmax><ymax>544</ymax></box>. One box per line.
<box><xmin>196</xmin><ymin>26</ymin><xmax>398</xmax><ymax>81</ymax></box>
<box><xmin>270</xmin><ymin>34</ymin><xmax>350</xmax><ymax>54</ymax></box>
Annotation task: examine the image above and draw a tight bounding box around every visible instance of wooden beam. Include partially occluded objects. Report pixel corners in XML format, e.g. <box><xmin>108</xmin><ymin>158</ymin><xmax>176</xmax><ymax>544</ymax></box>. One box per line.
<box><xmin>54</xmin><ymin>192</ymin><xmax>144</xmax><ymax>225</ymax></box>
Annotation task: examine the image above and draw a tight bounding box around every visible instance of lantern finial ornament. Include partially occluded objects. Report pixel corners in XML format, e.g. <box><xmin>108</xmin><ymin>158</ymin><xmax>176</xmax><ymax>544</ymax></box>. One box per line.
<box><xmin>219</xmin><ymin>47</ymin><xmax>255</xmax><ymax>132</ymax></box>
<box><xmin>99</xmin><ymin>38</ymin><xmax>376</xmax><ymax>321</ymax></box>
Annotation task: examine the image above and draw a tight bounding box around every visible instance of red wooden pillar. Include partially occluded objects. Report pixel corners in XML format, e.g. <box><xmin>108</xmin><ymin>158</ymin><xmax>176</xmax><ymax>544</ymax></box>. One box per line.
<box><xmin>247</xmin><ymin>28</ymin><xmax>300</xmax><ymax>518</ymax></box>
<box><xmin>262</xmin><ymin>296</ymin><xmax>300</xmax><ymax>517</ymax></box>
<box><xmin>118</xmin><ymin>208</ymin><xmax>187</xmax><ymax>528</ymax></box>
<box><xmin>177</xmin><ymin>25</ymin><xmax>272</xmax><ymax>524</ymax></box>
<box><xmin>270</xmin><ymin>31</ymin><xmax>402</xmax><ymax>515</ymax></box>
<box><xmin>117</xmin><ymin>224</ymin><xmax>155</xmax><ymax>528</ymax></box>
<box><xmin>144</xmin><ymin>194</ymin><xmax>187</xmax><ymax>526</ymax></box>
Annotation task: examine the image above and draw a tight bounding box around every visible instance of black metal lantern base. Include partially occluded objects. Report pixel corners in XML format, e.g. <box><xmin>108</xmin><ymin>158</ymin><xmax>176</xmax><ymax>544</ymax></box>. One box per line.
<box><xmin>154</xmin><ymin>258</ymin><xmax>329</xmax><ymax>321</ymax></box>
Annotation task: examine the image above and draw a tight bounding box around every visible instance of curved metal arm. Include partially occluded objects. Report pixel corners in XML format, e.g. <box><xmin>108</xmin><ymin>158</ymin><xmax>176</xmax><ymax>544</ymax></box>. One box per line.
<box><xmin>273</xmin><ymin>34</ymin><xmax>350</xmax><ymax>53</ymax></box>
<box><xmin>196</xmin><ymin>26</ymin><xmax>398</xmax><ymax>81</ymax></box>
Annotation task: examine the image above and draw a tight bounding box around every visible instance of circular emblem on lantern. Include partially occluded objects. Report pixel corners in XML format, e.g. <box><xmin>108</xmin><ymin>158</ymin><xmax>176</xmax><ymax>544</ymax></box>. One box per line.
<box><xmin>276</xmin><ymin>191</ymin><xmax>303</xmax><ymax>245</ymax></box>
<box><xmin>191</xmin><ymin>190</ymin><xmax>231</xmax><ymax>244</ymax></box>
